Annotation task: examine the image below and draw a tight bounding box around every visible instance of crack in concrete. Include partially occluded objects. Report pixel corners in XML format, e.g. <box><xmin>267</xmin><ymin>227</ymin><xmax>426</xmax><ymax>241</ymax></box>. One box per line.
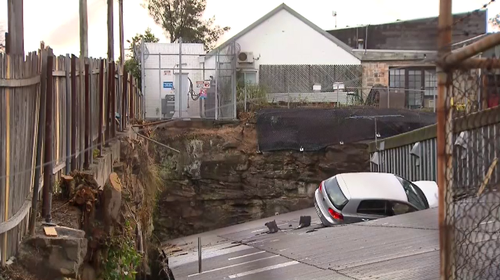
<box><xmin>351</xmin><ymin>223</ymin><xmax>439</xmax><ymax>231</ymax></box>
<box><xmin>336</xmin><ymin>249</ymin><xmax>438</xmax><ymax>272</ymax></box>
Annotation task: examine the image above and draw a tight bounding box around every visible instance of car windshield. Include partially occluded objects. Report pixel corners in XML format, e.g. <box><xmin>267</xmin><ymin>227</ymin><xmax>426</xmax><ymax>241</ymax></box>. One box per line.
<box><xmin>396</xmin><ymin>176</ymin><xmax>428</xmax><ymax>210</ymax></box>
<box><xmin>323</xmin><ymin>177</ymin><xmax>348</xmax><ymax>210</ymax></box>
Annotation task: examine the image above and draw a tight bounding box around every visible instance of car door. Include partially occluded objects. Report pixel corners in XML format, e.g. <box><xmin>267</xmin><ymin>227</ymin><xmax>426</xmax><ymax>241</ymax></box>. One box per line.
<box><xmin>350</xmin><ymin>199</ymin><xmax>390</xmax><ymax>223</ymax></box>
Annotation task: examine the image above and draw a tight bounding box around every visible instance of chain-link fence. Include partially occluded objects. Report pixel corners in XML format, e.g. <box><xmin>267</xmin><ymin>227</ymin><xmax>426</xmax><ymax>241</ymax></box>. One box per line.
<box><xmin>256</xmin><ymin>64</ymin><xmax>363</xmax><ymax>106</ymax></box>
<box><xmin>444</xmin><ymin>67</ymin><xmax>500</xmax><ymax>279</ymax></box>
<box><xmin>247</xmin><ymin>64</ymin><xmax>441</xmax><ymax>112</ymax></box>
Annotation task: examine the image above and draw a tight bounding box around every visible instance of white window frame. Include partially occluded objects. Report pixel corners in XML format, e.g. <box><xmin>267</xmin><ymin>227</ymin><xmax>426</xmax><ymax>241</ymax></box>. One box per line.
<box><xmin>238</xmin><ymin>69</ymin><xmax>258</xmax><ymax>86</ymax></box>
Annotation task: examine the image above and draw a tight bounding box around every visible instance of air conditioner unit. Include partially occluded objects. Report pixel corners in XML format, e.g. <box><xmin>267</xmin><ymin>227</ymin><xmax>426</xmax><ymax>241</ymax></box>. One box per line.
<box><xmin>238</xmin><ymin>52</ymin><xmax>254</xmax><ymax>63</ymax></box>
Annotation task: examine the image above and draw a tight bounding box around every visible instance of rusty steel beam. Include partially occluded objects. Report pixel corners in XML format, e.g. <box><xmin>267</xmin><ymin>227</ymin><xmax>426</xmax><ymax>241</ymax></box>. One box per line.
<box><xmin>129</xmin><ymin>75</ymin><xmax>134</xmax><ymax>119</ymax></box>
<box><xmin>118</xmin><ymin>0</ymin><xmax>125</xmax><ymax>68</ymax></box>
<box><xmin>84</xmin><ymin>62</ymin><xmax>90</xmax><ymax>169</ymax></box>
<box><xmin>105</xmin><ymin>62</ymin><xmax>112</xmax><ymax>147</ymax></box>
<box><xmin>110</xmin><ymin>64</ymin><xmax>116</xmax><ymax>139</ymax></box>
<box><xmin>437</xmin><ymin>0</ymin><xmax>453</xmax><ymax>279</ymax></box>
<box><xmin>42</xmin><ymin>55</ymin><xmax>54</xmax><ymax>223</ymax></box>
<box><xmin>122</xmin><ymin>70</ymin><xmax>128</xmax><ymax>131</ymax></box>
<box><xmin>443</xmin><ymin>33</ymin><xmax>500</xmax><ymax>67</ymax></box>
<box><xmin>65</xmin><ymin>54</ymin><xmax>71</xmax><ymax>174</ymax></box>
<box><xmin>98</xmin><ymin>60</ymin><xmax>104</xmax><ymax>156</ymax></box>
<box><xmin>457</xmin><ymin>57</ymin><xmax>500</xmax><ymax>69</ymax></box>
<box><xmin>70</xmin><ymin>55</ymin><xmax>77</xmax><ymax>169</ymax></box>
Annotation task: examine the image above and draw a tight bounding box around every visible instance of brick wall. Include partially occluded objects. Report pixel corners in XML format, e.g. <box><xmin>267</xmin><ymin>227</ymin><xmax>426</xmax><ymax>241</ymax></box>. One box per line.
<box><xmin>328</xmin><ymin>10</ymin><xmax>486</xmax><ymax>51</ymax></box>
<box><xmin>361</xmin><ymin>60</ymin><xmax>486</xmax><ymax>111</ymax></box>
<box><xmin>361</xmin><ymin>61</ymin><xmax>435</xmax><ymax>101</ymax></box>
<box><xmin>362</xmin><ymin>63</ymin><xmax>389</xmax><ymax>99</ymax></box>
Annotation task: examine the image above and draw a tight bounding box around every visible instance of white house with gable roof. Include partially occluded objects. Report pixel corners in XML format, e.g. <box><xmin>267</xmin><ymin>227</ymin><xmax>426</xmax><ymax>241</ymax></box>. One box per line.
<box><xmin>142</xmin><ymin>3</ymin><xmax>361</xmax><ymax>120</ymax></box>
<box><xmin>202</xmin><ymin>3</ymin><xmax>361</xmax><ymax>116</ymax></box>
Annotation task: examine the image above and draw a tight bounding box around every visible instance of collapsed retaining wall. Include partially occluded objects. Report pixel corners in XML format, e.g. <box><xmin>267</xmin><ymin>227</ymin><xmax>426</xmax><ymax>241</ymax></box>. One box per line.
<box><xmin>10</xmin><ymin>135</ymin><xmax>165</xmax><ymax>280</ymax></box>
<box><xmin>151</xmin><ymin>119</ymin><xmax>370</xmax><ymax>240</ymax></box>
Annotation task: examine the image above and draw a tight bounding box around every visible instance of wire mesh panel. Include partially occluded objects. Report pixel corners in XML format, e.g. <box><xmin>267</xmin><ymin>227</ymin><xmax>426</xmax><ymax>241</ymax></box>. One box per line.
<box><xmin>142</xmin><ymin>42</ymin><xmax>237</xmax><ymax>120</ymax></box>
<box><xmin>214</xmin><ymin>41</ymin><xmax>237</xmax><ymax>120</ymax></box>
<box><xmin>444</xmin><ymin>68</ymin><xmax>500</xmax><ymax>279</ymax></box>
<box><xmin>259</xmin><ymin>64</ymin><xmax>362</xmax><ymax>93</ymax></box>
<box><xmin>258</xmin><ymin>64</ymin><xmax>363</xmax><ymax>105</ymax></box>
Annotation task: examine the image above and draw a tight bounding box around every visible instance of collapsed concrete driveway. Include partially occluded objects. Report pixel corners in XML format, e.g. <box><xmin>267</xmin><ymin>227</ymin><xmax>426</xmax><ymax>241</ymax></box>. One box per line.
<box><xmin>165</xmin><ymin>208</ymin><xmax>440</xmax><ymax>280</ymax></box>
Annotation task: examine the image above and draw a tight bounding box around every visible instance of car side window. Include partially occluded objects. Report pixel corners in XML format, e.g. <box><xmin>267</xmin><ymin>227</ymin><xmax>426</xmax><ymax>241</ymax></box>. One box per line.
<box><xmin>396</xmin><ymin>177</ymin><xmax>428</xmax><ymax>210</ymax></box>
<box><xmin>388</xmin><ymin>201</ymin><xmax>418</xmax><ymax>216</ymax></box>
<box><xmin>357</xmin><ymin>200</ymin><xmax>388</xmax><ymax>215</ymax></box>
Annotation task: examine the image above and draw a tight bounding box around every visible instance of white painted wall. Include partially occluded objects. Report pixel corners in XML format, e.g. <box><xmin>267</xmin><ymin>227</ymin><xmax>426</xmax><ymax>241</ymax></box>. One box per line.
<box><xmin>203</xmin><ymin>8</ymin><xmax>360</xmax><ymax>87</ymax></box>
<box><xmin>143</xmin><ymin>43</ymin><xmax>206</xmax><ymax>120</ymax></box>
<box><xmin>236</xmin><ymin>9</ymin><xmax>360</xmax><ymax>67</ymax></box>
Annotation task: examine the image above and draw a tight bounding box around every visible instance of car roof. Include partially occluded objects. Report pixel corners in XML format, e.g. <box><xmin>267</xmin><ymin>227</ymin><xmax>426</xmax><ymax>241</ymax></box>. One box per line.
<box><xmin>336</xmin><ymin>172</ymin><xmax>408</xmax><ymax>202</ymax></box>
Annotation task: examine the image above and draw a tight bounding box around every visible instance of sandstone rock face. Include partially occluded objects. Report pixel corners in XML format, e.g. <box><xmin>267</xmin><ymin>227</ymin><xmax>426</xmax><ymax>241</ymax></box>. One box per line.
<box><xmin>152</xmin><ymin>132</ymin><xmax>369</xmax><ymax>240</ymax></box>
<box><xmin>17</xmin><ymin>227</ymin><xmax>87</xmax><ymax>280</ymax></box>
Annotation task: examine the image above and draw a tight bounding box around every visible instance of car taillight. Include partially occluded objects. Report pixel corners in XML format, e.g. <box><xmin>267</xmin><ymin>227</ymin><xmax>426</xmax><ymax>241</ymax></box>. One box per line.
<box><xmin>319</xmin><ymin>182</ymin><xmax>322</xmax><ymax>192</ymax></box>
<box><xmin>328</xmin><ymin>208</ymin><xmax>343</xmax><ymax>220</ymax></box>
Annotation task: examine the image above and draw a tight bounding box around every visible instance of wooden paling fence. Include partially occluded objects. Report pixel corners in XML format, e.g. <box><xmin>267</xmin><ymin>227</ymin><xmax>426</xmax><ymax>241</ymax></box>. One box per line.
<box><xmin>0</xmin><ymin>46</ymin><xmax>143</xmax><ymax>265</ymax></box>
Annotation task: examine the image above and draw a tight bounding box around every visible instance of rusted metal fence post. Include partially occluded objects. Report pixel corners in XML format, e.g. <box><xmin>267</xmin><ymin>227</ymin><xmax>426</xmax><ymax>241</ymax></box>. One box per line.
<box><xmin>42</xmin><ymin>54</ymin><xmax>54</xmax><ymax>223</ymax></box>
<box><xmin>70</xmin><ymin>55</ymin><xmax>77</xmax><ymax>169</ymax></box>
<box><xmin>111</xmin><ymin>63</ymin><xmax>116</xmax><ymax>139</ymax></box>
<box><xmin>105</xmin><ymin>62</ymin><xmax>112</xmax><ymax>147</ymax></box>
<box><xmin>122</xmin><ymin>70</ymin><xmax>128</xmax><ymax>131</ymax></box>
<box><xmin>65</xmin><ymin>54</ymin><xmax>71</xmax><ymax>174</ymax></box>
<box><xmin>84</xmin><ymin>62</ymin><xmax>90</xmax><ymax>169</ymax></box>
<box><xmin>116</xmin><ymin>65</ymin><xmax>121</xmax><ymax>132</ymax></box>
<box><xmin>437</xmin><ymin>0</ymin><xmax>452</xmax><ymax>279</ymax></box>
<box><xmin>98</xmin><ymin>59</ymin><xmax>104</xmax><ymax>156</ymax></box>
<box><xmin>78</xmin><ymin>60</ymin><xmax>84</xmax><ymax>169</ymax></box>
<box><xmin>89</xmin><ymin>60</ymin><xmax>94</xmax><ymax>162</ymax></box>
<box><xmin>129</xmin><ymin>74</ymin><xmax>134</xmax><ymax>120</ymax></box>
<box><xmin>135</xmin><ymin>80</ymin><xmax>139</xmax><ymax>119</ymax></box>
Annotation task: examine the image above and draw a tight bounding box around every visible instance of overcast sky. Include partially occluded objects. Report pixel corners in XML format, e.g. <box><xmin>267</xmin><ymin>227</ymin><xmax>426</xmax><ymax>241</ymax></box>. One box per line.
<box><xmin>0</xmin><ymin>0</ymin><xmax>498</xmax><ymax>57</ymax></box>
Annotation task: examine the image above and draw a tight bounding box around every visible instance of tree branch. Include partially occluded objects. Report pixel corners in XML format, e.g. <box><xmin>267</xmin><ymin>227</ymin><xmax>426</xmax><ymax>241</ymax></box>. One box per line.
<box><xmin>145</xmin><ymin>0</ymin><xmax>229</xmax><ymax>51</ymax></box>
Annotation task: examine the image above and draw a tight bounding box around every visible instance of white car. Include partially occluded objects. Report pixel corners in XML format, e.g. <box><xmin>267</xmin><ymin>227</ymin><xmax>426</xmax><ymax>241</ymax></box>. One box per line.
<box><xmin>314</xmin><ymin>172</ymin><xmax>438</xmax><ymax>226</ymax></box>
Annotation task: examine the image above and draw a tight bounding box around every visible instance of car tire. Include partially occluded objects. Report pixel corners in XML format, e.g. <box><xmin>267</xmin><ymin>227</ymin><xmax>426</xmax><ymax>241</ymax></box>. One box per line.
<box><xmin>319</xmin><ymin>218</ymin><xmax>329</xmax><ymax>227</ymax></box>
